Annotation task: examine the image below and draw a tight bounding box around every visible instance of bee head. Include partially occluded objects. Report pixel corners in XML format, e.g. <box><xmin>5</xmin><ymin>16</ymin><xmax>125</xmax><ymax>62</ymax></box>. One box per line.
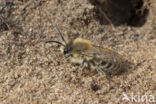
<box><xmin>63</xmin><ymin>40</ymin><xmax>74</xmax><ymax>55</ymax></box>
<box><xmin>64</xmin><ymin>44</ymin><xmax>72</xmax><ymax>54</ymax></box>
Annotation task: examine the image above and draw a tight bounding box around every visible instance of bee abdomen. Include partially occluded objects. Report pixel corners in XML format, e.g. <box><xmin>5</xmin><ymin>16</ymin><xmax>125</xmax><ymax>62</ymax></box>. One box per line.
<box><xmin>82</xmin><ymin>58</ymin><xmax>124</xmax><ymax>75</ymax></box>
<box><xmin>98</xmin><ymin>60</ymin><xmax>123</xmax><ymax>75</ymax></box>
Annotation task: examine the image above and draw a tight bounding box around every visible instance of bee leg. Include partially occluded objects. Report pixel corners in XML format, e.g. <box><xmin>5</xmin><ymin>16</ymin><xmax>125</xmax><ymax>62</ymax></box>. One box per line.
<box><xmin>79</xmin><ymin>59</ymin><xmax>87</xmax><ymax>76</ymax></box>
<box><xmin>96</xmin><ymin>68</ymin><xmax>105</xmax><ymax>75</ymax></box>
<box><xmin>78</xmin><ymin>68</ymin><xmax>82</xmax><ymax>77</ymax></box>
<box><xmin>80</xmin><ymin>60</ymin><xmax>85</xmax><ymax>68</ymax></box>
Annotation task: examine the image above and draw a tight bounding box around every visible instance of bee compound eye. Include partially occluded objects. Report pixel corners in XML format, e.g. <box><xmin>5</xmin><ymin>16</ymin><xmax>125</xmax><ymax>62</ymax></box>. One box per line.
<box><xmin>64</xmin><ymin>50</ymin><xmax>67</xmax><ymax>54</ymax></box>
<box><xmin>64</xmin><ymin>45</ymin><xmax>72</xmax><ymax>54</ymax></box>
<box><xmin>64</xmin><ymin>47</ymin><xmax>68</xmax><ymax>54</ymax></box>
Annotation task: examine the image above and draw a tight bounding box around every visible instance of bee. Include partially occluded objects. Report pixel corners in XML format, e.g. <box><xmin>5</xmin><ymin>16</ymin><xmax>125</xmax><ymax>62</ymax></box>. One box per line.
<box><xmin>46</xmin><ymin>25</ymin><xmax>128</xmax><ymax>75</ymax></box>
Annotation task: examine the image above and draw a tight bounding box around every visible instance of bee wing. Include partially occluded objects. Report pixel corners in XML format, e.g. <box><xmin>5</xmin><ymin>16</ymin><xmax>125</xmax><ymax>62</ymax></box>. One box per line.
<box><xmin>81</xmin><ymin>47</ymin><xmax>120</xmax><ymax>63</ymax></box>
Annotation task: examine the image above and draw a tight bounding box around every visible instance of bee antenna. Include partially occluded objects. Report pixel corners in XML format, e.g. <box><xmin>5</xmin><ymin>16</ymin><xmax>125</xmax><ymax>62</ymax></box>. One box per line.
<box><xmin>56</xmin><ymin>24</ymin><xmax>66</xmax><ymax>44</ymax></box>
<box><xmin>46</xmin><ymin>40</ymin><xmax>65</xmax><ymax>47</ymax></box>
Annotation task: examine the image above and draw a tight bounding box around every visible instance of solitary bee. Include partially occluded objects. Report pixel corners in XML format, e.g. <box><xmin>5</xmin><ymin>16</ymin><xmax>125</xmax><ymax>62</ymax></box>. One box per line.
<box><xmin>46</xmin><ymin>25</ymin><xmax>128</xmax><ymax>75</ymax></box>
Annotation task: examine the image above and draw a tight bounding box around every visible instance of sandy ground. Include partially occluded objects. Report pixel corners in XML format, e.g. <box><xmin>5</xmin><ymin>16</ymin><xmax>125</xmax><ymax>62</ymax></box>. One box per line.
<box><xmin>0</xmin><ymin>0</ymin><xmax>156</xmax><ymax>104</ymax></box>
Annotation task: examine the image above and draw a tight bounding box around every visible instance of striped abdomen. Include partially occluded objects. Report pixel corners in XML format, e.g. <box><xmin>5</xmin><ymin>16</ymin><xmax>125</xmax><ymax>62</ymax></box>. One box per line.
<box><xmin>83</xmin><ymin>54</ymin><xmax>125</xmax><ymax>75</ymax></box>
